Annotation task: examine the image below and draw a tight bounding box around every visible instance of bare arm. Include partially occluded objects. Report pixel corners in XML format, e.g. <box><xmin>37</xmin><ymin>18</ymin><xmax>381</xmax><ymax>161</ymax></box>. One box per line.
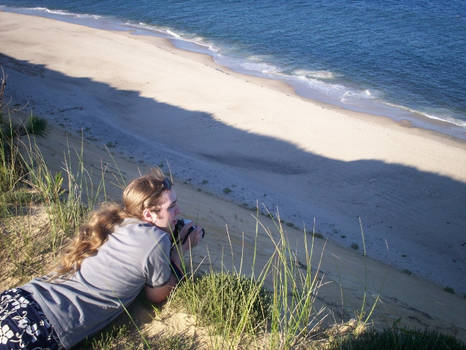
<box><xmin>144</xmin><ymin>273</ymin><xmax>178</xmax><ymax>304</ymax></box>
<box><xmin>144</xmin><ymin>244</ymin><xmax>183</xmax><ymax>304</ymax></box>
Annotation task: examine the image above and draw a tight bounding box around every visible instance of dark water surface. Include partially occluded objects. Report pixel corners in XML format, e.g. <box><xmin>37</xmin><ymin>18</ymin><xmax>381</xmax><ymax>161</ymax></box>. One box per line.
<box><xmin>1</xmin><ymin>0</ymin><xmax>465</xmax><ymax>137</ymax></box>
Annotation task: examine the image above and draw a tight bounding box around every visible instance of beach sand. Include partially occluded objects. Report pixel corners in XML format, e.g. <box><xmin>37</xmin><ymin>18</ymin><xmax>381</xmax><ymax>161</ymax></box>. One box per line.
<box><xmin>1</xmin><ymin>11</ymin><xmax>465</xmax><ymax>339</ymax></box>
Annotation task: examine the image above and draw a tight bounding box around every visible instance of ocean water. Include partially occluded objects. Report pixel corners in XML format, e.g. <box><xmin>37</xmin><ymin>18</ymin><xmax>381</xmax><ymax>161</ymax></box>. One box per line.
<box><xmin>1</xmin><ymin>0</ymin><xmax>465</xmax><ymax>138</ymax></box>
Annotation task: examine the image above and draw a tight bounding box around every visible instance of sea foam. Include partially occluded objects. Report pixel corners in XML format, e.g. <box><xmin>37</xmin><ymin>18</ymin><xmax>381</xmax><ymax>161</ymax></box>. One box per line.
<box><xmin>292</xmin><ymin>69</ymin><xmax>338</xmax><ymax>80</ymax></box>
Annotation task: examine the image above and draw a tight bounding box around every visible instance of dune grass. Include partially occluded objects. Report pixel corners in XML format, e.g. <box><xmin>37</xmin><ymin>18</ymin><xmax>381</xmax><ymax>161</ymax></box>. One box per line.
<box><xmin>168</xmin><ymin>226</ymin><xmax>330</xmax><ymax>349</ymax></box>
<box><xmin>1</xmin><ymin>98</ymin><xmax>464</xmax><ymax>348</ymax></box>
<box><xmin>171</xmin><ymin>272</ymin><xmax>272</xmax><ymax>336</ymax></box>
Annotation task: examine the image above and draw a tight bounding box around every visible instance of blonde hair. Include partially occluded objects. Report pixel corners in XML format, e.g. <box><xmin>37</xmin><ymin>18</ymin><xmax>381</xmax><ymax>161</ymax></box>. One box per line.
<box><xmin>55</xmin><ymin>168</ymin><xmax>169</xmax><ymax>277</ymax></box>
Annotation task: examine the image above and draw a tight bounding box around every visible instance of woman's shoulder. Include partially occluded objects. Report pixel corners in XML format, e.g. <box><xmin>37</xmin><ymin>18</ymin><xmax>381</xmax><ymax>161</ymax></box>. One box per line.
<box><xmin>116</xmin><ymin>218</ymin><xmax>169</xmax><ymax>241</ymax></box>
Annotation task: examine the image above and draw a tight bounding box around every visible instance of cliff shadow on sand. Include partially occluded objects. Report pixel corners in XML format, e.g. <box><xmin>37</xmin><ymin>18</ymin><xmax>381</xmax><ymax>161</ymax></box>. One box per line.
<box><xmin>1</xmin><ymin>53</ymin><xmax>465</xmax><ymax>339</ymax></box>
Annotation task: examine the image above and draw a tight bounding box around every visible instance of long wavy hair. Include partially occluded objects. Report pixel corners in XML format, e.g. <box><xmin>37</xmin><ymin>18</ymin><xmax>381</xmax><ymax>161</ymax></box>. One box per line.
<box><xmin>54</xmin><ymin>168</ymin><xmax>170</xmax><ymax>277</ymax></box>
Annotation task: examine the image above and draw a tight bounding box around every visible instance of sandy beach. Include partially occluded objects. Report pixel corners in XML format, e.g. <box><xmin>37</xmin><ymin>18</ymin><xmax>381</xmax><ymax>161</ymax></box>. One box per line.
<box><xmin>1</xmin><ymin>10</ymin><xmax>465</xmax><ymax>339</ymax></box>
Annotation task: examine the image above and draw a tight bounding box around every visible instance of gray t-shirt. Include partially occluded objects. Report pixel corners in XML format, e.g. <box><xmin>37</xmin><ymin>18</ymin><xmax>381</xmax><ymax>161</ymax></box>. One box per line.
<box><xmin>21</xmin><ymin>218</ymin><xmax>172</xmax><ymax>349</ymax></box>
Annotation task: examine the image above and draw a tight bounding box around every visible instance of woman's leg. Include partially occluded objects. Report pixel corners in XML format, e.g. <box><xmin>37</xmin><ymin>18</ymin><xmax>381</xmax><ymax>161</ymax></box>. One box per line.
<box><xmin>0</xmin><ymin>288</ymin><xmax>62</xmax><ymax>349</ymax></box>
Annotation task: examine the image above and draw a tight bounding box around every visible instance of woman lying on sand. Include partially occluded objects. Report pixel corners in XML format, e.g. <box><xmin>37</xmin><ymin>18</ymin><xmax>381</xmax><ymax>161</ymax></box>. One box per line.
<box><xmin>0</xmin><ymin>169</ymin><xmax>204</xmax><ymax>349</ymax></box>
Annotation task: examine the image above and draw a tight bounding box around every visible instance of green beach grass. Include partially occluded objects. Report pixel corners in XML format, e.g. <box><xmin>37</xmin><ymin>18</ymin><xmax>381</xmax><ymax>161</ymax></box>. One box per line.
<box><xmin>1</xmin><ymin>71</ymin><xmax>465</xmax><ymax>349</ymax></box>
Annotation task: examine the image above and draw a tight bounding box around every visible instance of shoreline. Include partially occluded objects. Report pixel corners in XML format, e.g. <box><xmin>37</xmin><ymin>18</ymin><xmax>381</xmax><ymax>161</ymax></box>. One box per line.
<box><xmin>1</xmin><ymin>4</ymin><xmax>465</xmax><ymax>140</ymax></box>
<box><xmin>1</xmin><ymin>10</ymin><xmax>465</xmax><ymax>297</ymax></box>
<box><xmin>190</xmin><ymin>50</ymin><xmax>466</xmax><ymax>147</ymax></box>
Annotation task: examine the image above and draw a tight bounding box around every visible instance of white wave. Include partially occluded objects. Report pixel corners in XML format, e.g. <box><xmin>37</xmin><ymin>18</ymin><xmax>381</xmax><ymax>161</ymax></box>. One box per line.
<box><xmin>206</xmin><ymin>43</ymin><xmax>219</xmax><ymax>53</ymax></box>
<box><xmin>28</xmin><ymin>7</ymin><xmax>49</xmax><ymax>12</ymax></box>
<box><xmin>174</xmin><ymin>32</ymin><xmax>219</xmax><ymax>53</ymax></box>
<box><xmin>230</xmin><ymin>55</ymin><xmax>279</xmax><ymax>74</ymax></box>
<box><xmin>296</xmin><ymin>76</ymin><xmax>347</xmax><ymax>94</ymax></box>
<box><xmin>183</xmin><ymin>35</ymin><xmax>217</xmax><ymax>52</ymax></box>
<box><xmin>247</xmin><ymin>55</ymin><xmax>274</xmax><ymax>63</ymax></box>
<box><xmin>76</xmin><ymin>14</ymin><xmax>102</xmax><ymax>20</ymax></box>
<box><xmin>134</xmin><ymin>23</ymin><xmax>187</xmax><ymax>40</ymax></box>
<box><xmin>33</xmin><ymin>7</ymin><xmax>74</xmax><ymax>16</ymax></box>
<box><xmin>166</xmin><ymin>29</ymin><xmax>181</xmax><ymax>39</ymax></box>
<box><xmin>384</xmin><ymin>102</ymin><xmax>466</xmax><ymax>128</ymax></box>
<box><xmin>124</xmin><ymin>21</ymin><xmax>167</xmax><ymax>36</ymax></box>
<box><xmin>22</xmin><ymin>7</ymin><xmax>101</xmax><ymax>20</ymax></box>
<box><xmin>129</xmin><ymin>21</ymin><xmax>159</xmax><ymax>31</ymax></box>
<box><xmin>123</xmin><ymin>20</ymin><xmax>219</xmax><ymax>55</ymax></box>
<box><xmin>170</xmin><ymin>31</ymin><xmax>219</xmax><ymax>54</ymax></box>
<box><xmin>422</xmin><ymin>113</ymin><xmax>466</xmax><ymax>127</ymax></box>
<box><xmin>292</xmin><ymin>69</ymin><xmax>338</xmax><ymax>80</ymax></box>
<box><xmin>340</xmin><ymin>89</ymin><xmax>379</xmax><ymax>103</ymax></box>
<box><xmin>241</xmin><ymin>61</ymin><xmax>280</xmax><ymax>74</ymax></box>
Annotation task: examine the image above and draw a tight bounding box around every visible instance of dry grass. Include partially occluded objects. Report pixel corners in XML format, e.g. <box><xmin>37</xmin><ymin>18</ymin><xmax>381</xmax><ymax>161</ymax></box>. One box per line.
<box><xmin>0</xmin><ymin>201</ymin><xmax>56</xmax><ymax>290</ymax></box>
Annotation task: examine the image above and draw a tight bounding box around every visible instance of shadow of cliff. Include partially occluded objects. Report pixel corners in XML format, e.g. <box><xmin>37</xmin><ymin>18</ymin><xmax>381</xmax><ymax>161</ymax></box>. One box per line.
<box><xmin>1</xmin><ymin>53</ymin><xmax>465</xmax><ymax>293</ymax></box>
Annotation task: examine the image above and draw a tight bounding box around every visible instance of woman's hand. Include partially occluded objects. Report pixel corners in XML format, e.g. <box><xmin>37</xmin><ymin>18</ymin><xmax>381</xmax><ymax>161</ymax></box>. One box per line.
<box><xmin>178</xmin><ymin>222</ymin><xmax>203</xmax><ymax>251</ymax></box>
<box><xmin>170</xmin><ymin>221</ymin><xmax>204</xmax><ymax>271</ymax></box>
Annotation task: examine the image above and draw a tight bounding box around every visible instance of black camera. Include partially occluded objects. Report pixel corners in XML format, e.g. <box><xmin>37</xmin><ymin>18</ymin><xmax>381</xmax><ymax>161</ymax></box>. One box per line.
<box><xmin>173</xmin><ymin>219</ymin><xmax>205</xmax><ymax>246</ymax></box>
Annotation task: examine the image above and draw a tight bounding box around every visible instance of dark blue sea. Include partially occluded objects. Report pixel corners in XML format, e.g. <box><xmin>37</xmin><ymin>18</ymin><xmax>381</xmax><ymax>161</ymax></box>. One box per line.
<box><xmin>1</xmin><ymin>0</ymin><xmax>465</xmax><ymax>138</ymax></box>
